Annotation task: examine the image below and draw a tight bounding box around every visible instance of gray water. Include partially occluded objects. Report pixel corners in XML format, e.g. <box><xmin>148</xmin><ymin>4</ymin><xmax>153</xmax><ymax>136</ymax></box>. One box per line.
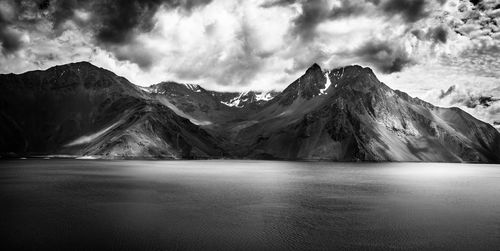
<box><xmin>1</xmin><ymin>160</ymin><xmax>500</xmax><ymax>250</ymax></box>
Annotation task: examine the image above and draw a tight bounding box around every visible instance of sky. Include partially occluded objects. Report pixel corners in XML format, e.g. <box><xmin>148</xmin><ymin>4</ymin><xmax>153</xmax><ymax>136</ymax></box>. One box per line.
<box><xmin>0</xmin><ymin>0</ymin><xmax>499</xmax><ymax>127</ymax></box>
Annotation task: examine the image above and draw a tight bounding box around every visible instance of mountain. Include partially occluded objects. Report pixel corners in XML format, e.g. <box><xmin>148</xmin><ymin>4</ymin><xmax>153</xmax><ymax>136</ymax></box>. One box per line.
<box><xmin>1</xmin><ymin>62</ymin><xmax>499</xmax><ymax>162</ymax></box>
<box><xmin>0</xmin><ymin>62</ymin><xmax>225</xmax><ymax>159</ymax></box>
<box><xmin>145</xmin><ymin>81</ymin><xmax>279</xmax><ymax>150</ymax></box>
<box><xmin>147</xmin><ymin>81</ymin><xmax>277</xmax><ymax>126</ymax></box>
<box><xmin>228</xmin><ymin>64</ymin><xmax>500</xmax><ymax>162</ymax></box>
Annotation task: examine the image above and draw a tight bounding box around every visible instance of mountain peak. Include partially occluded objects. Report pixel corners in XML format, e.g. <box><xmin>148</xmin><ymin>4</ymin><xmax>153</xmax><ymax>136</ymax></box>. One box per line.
<box><xmin>324</xmin><ymin>64</ymin><xmax>383</xmax><ymax>91</ymax></box>
<box><xmin>68</xmin><ymin>61</ymin><xmax>95</xmax><ymax>67</ymax></box>
<box><xmin>306</xmin><ymin>63</ymin><xmax>322</xmax><ymax>73</ymax></box>
<box><xmin>272</xmin><ymin>64</ymin><xmax>386</xmax><ymax>106</ymax></box>
<box><xmin>327</xmin><ymin>65</ymin><xmax>369</xmax><ymax>76</ymax></box>
<box><xmin>48</xmin><ymin>61</ymin><xmax>100</xmax><ymax>71</ymax></box>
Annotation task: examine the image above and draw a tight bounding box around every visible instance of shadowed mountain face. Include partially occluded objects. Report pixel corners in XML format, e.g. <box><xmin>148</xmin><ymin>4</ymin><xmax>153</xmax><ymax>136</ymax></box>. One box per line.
<box><xmin>1</xmin><ymin>62</ymin><xmax>499</xmax><ymax>162</ymax></box>
<box><xmin>0</xmin><ymin>62</ymin><xmax>224</xmax><ymax>159</ymax></box>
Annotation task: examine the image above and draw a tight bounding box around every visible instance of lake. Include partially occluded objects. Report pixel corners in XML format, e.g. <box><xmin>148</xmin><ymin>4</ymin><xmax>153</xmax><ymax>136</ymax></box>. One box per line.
<box><xmin>1</xmin><ymin>160</ymin><xmax>499</xmax><ymax>250</ymax></box>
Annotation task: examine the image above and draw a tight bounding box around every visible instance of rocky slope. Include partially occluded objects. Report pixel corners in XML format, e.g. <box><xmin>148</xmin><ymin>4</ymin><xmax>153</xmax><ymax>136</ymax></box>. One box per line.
<box><xmin>147</xmin><ymin>81</ymin><xmax>278</xmax><ymax>124</ymax></box>
<box><xmin>229</xmin><ymin>65</ymin><xmax>500</xmax><ymax>162</ymax></box>
<box><xmin>146</xmin><ymin>81</ymin><xmax>279</xmax><ymax>149</ymax></box>
<box><xmin>1</xmin><ymin>62</ymin><xmax>498</xmax><ymax>162</ymax></box>
<box><xmin>0</xmin><ymin>62</ymin><xmax>224</xmax><ymax>159</ymax></box>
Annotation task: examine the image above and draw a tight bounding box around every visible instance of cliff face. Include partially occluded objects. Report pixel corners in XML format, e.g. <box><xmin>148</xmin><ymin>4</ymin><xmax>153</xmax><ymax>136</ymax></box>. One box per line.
<box><xmin>1</xmin><ymin>62</ymin><xmax>498</xmax><ymax>162</ymax></box>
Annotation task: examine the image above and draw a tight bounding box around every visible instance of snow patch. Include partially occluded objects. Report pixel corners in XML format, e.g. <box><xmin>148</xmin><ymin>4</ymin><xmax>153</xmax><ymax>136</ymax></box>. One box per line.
<box><xmin>221</xmin><ymin>92</ymin><xmax>248</xmax><ymax>108</ymax></box>
<box><xmin>221</xmin><ymin>91</ymin><xmax>273</xmax><ymax>107</ymax></box>
<box><xmin>221</xmin><ymin>100</ymin><xmax>239</xmax><ymax>107</ymax></box>
<box><xmin>319</xmin><ymin>71</ymin><xmax>332</xmax><ymax>95</ymax></box>
<box><xmin>139</xmin><ymin>86</ymin><xmax>152</xmax><ymax>93</ymax></box>
<box><xmin>185</xmin><ymin>84</ymin><xmax>202</xmax><ymax>92</ymax></box>
<box><xmin>255</xmin><ymin>92</ymin><xmax>274</xmax><ymax>101</ymax></box>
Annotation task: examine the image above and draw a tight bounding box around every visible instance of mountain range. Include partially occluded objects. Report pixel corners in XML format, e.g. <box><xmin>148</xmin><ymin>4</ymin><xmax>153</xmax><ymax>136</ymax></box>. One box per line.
<box><xmin>1</xmin><ymin>62</ymin><xmax>499</xmax><ymax>162</ymax></box>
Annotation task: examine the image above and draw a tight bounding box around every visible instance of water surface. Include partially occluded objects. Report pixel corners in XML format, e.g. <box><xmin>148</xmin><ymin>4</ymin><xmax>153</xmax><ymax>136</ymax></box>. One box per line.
<box><xmin>1</xmin><ymin>160</ymin><xmax>499</xmax><ymax>250</ymax></box>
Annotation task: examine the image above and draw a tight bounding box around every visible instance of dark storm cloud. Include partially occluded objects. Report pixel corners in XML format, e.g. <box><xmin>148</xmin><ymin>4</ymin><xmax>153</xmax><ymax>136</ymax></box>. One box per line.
<box><xmin>5</xmin><ymin>0</ymin><xmax>212</xmax><ymax>67</ymax></box>
<box><xmin>262</xmin><ymin>0</ymin><xmax>445</xmax><ymax>42</ymax></box>
<box><xmin>412</xmin><ymin>26</ymin><xmax>449</xmax><ymax>44</ymax></box>
<box><xmin>353</xmin><ymin>40</ymin><xmax>414</xmax><ymax>73</ymax></box>
<box><xmin>287</xmin><ymin>0</ymin><xmax>380</xmax><ymax>41</ymax></box>
<box><xmin>261</xmin><ymin>0</ymin><xmax>370</xmax><ymax>41</ymax></box>
<box><xmin>290</xmin><ymin>0</ymin><xmax>331</xmax><ymax>41</ymax></box>
<box><xmin>38</xmin><ymin>0</ymin><xmax>50</xmax><ymax>10</ymax></box>
<box><xmin>381</xmin><ymin>0</ymin><xmax>430</xmax><ymax>23</ymax></box>
<box><xmin>259</xmin><ymin>0</ymin><xmax>297</xmax><ymax>8</ymax></box>
<box><xmin>428</xmin><ymin>26</ymin><xmax>448</xmax><ymax>43</ymax></box>
<box><xmin>470</xmin><ymin>0</ymin><xmax>481</xmax><ymax>6</ymax></box>
<box><xmin>0</xmin><ymin>1</ymin><xmax>22</xmax><ymax>54</ymax></box>
<box><xmin>0</xmin><ymin>24</ymin><xmax>23</xmax><ymax>54</ymax></box>
<box><xmin>45</xmin><ymin>0</ymin><xmax>213</xmax><ymax>45</ymax></box>
<box><xmin>113</xmin><ymin>43</ymin><xmax>156</xmax><ymax>69</ymax></box>
<box><xmin>329</xmin><ymin>0</ymin><xmax>376</xmax><ymax>19</ymax></box>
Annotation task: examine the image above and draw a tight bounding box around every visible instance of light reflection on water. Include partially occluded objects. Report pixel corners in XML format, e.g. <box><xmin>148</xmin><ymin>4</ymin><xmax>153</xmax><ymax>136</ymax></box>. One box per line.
<box><xmin>1</xmin><ymin>160</ymin><xmax>499</xmax><ymax>250</ymax></box>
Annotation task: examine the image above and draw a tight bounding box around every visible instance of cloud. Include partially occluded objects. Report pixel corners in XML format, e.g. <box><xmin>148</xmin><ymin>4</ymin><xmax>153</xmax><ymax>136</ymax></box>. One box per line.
<box><xmin>381</xmin><ymin>0</ymin><xmax>431</xmax><ymax>23</ymax></box>
<box><xmin>437</xmin><ymin>84</ymin><xmax>500</xmax><ymax>108</ymax></box>
<box><xmin>264</xmin><ymin>0</ymin><xmax>374</xmax><ymax>42</ymax></box>
<box><xmin>111</xmin><ymin>42</ymin><xmax>156</xmax><ymax>69</ymax></box>
<box><xmin>412</xmin><ymin>25</ymin><xmax>449</xmax><ymax>45</ymax></box>
<box><xmin>352</xmin><ymin>39</ymin><xmax>414</xmax><ymax>73</ymax></box>
<box><xmin>469</xmin><ymin>0</ymin><xmax>480</xmax><ymax>6</ymax></box>
<box><xmin>290</xmin><ymin>0</ymin><xmax>332</xmax><ymax>41</ymax></box>
<box><xmin>262</xmin><ymin>0</ymin><xmax>447</xmax><ymax>51</ymax></box>
<box><xmin>4</xmin><ymin>0</ymin><xmax>213</xmax><ymax>68</ymax></box>
<box><xmin>329</xmin><ymin>0</ymin><xmax>374</xmax><ymax>19</ymax></box>
<box><xmin>285</xmin><ymin>46</ymin><xmax>329</xmax><ymax>73</ymax></box>
<box><xmin>45</xmin><ymin>0</ymin><xmax>214</xmax><ymax>45</ymax></box>
<box><xmin>428</xmin><ymin>26</ymin><xmax>449</xmax><ymax>43</ymax></box>
<box><xmin>451</xmin><ymin>0</ymin><xmax>500</xmax><ymax>46</ymax></box>
<box><xmin>439</xmin><ymin>85</ymin><xmax>456</xmax><ymax>99</ymax></box>
<box><xmin>0</xmin><ymin>25</ymin><xmax>24</xmax><ymax>54</ymax></box>
<box><xmin>0</xmin><ymin>0</ymin><xmax>25</xmax><ymax>54</ymax></box>
<box><xmin>419</xmin><ymin>77</ymin><xmax>500</xmax><ymax>127</ymax></box>
<box><xmin>260</xmin><ymin>0</ymin><xmax>297</xmax><ymax>8</ymax></box>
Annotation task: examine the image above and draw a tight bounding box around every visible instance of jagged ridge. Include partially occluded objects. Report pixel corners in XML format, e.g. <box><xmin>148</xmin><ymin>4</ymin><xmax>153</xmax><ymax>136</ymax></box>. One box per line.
<box><xmin>0</xmin><ymin>62</ymin><xmax>225</xmax><ymax>159</ymax></box>
<box><xmin>1</xmin><ymin>62</ymin><xmax>498</xmax><ymax>162</ymax></box>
